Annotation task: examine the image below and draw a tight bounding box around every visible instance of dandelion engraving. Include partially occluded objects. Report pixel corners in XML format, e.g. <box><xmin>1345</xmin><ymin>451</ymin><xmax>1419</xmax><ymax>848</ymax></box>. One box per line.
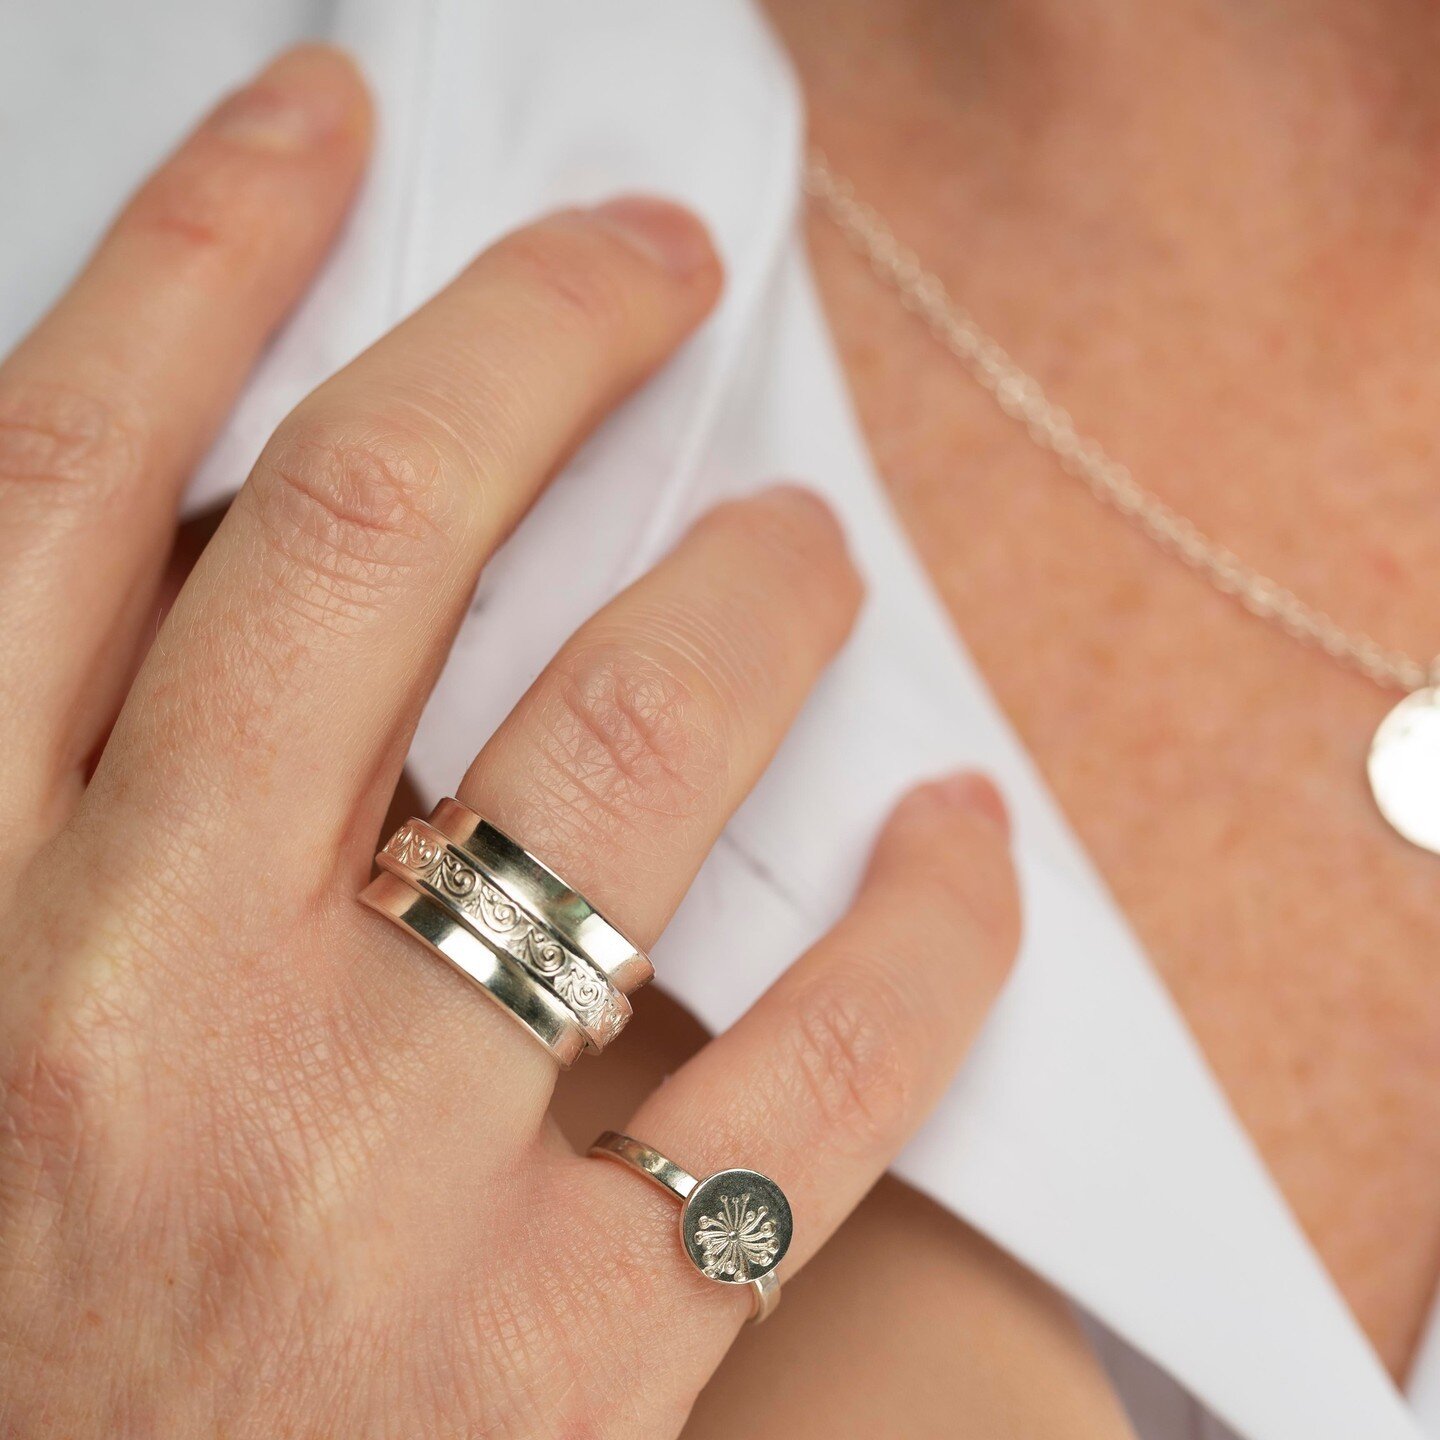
<box><xmin>694</xmin><ymin>1193</ymin><xmax>780</xmax><ymax>1281</ymax></box>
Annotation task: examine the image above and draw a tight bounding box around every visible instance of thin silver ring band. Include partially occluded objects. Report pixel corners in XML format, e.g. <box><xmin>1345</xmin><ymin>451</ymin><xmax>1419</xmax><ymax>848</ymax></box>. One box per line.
<box><xmin>360</xmin><ymin>871</ymin><xmax>587</xmax><ymax>1066</ymax></box>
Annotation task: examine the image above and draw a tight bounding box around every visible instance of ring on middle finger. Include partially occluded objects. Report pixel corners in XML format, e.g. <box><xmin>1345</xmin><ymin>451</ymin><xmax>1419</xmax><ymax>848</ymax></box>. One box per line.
<box><xmin>367</xmin><ymin>799</ymin><xmax>650</xmax><ymax>1055</ymax></box>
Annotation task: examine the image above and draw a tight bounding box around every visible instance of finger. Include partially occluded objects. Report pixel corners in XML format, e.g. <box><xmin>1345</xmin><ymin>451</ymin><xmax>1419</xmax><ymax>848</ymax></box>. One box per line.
<box><xmin>346</xmin><ymin>485</ymin><xmax>862</xmax><ymax>1128</ymax></box>
<box><xmin>0</xmin><ymin>46</ymin><xmax>370</xmax><ymax>835</ymax></box>
<box><xmin>577</xmin><ymin>775</ymin><xmax>1018</xmax><ymax>1372</ymax></box>
<box><xmin>457</xmin><ymin>485</ymin><xmax>860</xmax><ymax>947</ymax></box>
<box><xmin>85</xmin><ymin>193</ymin><xmax>722</xmax><ymax>901</ymax></box>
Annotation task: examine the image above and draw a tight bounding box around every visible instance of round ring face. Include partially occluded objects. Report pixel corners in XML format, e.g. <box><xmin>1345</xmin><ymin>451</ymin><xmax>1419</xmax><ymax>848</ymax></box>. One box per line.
<box><xmin>680</xmin><ymin>1169</ymin><xmax>792</xmax><ymax>1285</ymax></box>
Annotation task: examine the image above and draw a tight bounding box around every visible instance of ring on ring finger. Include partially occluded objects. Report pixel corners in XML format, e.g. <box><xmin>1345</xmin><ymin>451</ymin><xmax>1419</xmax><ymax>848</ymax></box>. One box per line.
<box><xmin>588</xmin><ymin>1130</ymin><xmax>793</xmax><ymax>1324</ymax></box>
<box><xmin>363</xmin><ymin>799</ymin><xmax>653</xmax><ymax>1063</ymax></box>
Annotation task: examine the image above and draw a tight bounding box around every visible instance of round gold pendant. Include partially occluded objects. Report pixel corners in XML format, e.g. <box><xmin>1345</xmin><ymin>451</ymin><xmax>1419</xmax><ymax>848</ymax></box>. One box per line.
<box><xmin>1368</xmin><ymin>687</ymin><xmax>1440</xmax><ymax>853</ymax></box>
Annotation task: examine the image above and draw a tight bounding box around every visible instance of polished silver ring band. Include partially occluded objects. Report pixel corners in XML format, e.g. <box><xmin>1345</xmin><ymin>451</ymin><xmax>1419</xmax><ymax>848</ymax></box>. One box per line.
<box><xmin>362</xmin><ymin>871</ymin><xmax>587</xmax><ymax>1065</ymax></box>
<box><xmin>376</xmin><ymin>817</ymin><xmax>631</xmax><ymax>1049</ymax></box>
<box><xmin>430</xmin><ymin>799</ymin><xmax>653</xmax><ymax>995</ymax></box>
<box><xmin>588</xmin><ymin>1131</ymin><xmax>791</xmax><ymax>1323</ymax></box>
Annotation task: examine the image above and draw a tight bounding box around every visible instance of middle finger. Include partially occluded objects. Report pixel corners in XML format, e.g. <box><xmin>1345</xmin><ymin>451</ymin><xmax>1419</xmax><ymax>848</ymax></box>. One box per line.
<box><xmin>86</xmin><ymin>197</ymin><xmax>721</xmax><ymax>899</ymax></box>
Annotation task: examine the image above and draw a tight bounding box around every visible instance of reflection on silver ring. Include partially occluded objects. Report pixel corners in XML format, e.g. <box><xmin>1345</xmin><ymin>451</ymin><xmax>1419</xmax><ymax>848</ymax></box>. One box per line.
<box><xmin>361</xmin><ymin>800</ymin><xmax>652</xmax><ymax>1061</ymax></box>
<box><xmin>377</xmin><ymin>818</ymin><xmax>631</xmax><ymax>1050</ymax></box>
<box><xmin>430</xmin><ymin>799</ymin><xmax>653</xmax><ymax>996</ymax></box>
<box><xmin>361</xmin><ymin>872</ymin><xmax>587</xmax><ymax>1066</ymax></box>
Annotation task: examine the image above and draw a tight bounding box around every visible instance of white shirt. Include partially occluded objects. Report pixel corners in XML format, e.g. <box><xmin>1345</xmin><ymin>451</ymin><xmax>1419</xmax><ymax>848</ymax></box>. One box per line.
<box><xmin>6</xmin><ymin>3</ymin><xmax>1439</xmax><ymax>1436</ymax></box>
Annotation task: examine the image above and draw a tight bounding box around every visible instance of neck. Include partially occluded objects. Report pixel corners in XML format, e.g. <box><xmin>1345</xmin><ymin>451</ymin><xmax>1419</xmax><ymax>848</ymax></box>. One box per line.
<box><xmin>768</xmin><ymin>0</ymin><xmax>1440</xmax><ymax>699</ymax></box>
<box><xmin>767</xmin><ymin>0</ymin><xmax>1440</xmax><ymax>249</ymax></box>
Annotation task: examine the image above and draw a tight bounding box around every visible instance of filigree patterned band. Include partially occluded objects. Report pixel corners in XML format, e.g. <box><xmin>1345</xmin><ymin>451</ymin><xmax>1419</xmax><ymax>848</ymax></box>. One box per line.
<box><xmin>378</xmin><ymin>819</ymin><xmax>630</xmax><ymax>1048</ymax></box>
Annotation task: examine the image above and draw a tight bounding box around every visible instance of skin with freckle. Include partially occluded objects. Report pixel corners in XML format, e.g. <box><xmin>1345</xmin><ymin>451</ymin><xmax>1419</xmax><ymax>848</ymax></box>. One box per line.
<box><xmin>774</xmin><ymin>0</ymin><xmax>1440</xmax><ymax>1378</ymax></box>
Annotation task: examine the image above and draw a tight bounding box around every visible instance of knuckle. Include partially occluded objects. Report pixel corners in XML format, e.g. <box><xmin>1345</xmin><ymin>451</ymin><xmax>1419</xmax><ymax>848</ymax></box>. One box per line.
<box><xmin>0</xmin><ymin>996</ymin><xmax>128</xmax><ymax>1248</ymax></box>
<box><xmin>0</xmin><ymin>1040</ymin><xmax>85</xmax><ymax>1224</ymax></box>
<box><xmin>248</xmin><ymin>419</ymin><xmax>455</xmax><ymax>622</ymax></box>
<box><xmin>532</xmin><ymin>642</ymin><xmax>726</xmax><ymax>834</ymax></box>
<box><xmin>0</xmin><ymin>379</ymin><xmax>145</xmax><ymax>509</ymax></box>
<box><xmin>494</xmin><ymin>220</ymin><xmax>641</xmax><ymax>339</ymax></box>
<box><xmin>780</xmin><ymin>968</ymin><xmax>913</xmax><ymax>1150</ymax></box>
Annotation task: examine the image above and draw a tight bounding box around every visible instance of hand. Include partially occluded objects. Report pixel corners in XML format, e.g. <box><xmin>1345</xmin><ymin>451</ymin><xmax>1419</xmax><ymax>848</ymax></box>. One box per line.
<box><xmin>0</xmin><ymin>48</ymin><xmax>1018</xmax><ymax>1437</ymax></box>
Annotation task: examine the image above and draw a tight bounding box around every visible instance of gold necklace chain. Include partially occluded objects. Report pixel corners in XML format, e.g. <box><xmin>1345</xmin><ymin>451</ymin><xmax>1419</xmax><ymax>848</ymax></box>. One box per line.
<box><xmin>804</xmin><ymin>152</ymin><xmax>1440</xmax><ymax>694</ymax></box>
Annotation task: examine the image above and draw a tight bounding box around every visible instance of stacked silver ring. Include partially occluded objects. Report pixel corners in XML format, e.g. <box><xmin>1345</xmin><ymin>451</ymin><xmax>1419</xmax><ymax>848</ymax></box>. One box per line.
<box><xmin>361</xmin><ymin>799</ymin><xmax>652</xmax><ymax>1065</ymax></box>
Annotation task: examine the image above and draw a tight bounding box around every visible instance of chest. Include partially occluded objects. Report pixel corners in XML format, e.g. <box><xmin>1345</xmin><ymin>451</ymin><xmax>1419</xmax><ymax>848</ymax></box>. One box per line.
<box><xmin>807</xmin><ymin>214</ymin><xmax>1440</xmax><ymax>1371</ymax></box>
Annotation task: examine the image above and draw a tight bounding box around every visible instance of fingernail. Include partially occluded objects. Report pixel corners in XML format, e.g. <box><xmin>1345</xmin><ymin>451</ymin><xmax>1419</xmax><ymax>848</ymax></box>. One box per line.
<box><xmin>587</xmin><ymin>196</ymin><xmax>717</xmax><ymax>278</ymax></box>
<box><xmin>931</xmin><ymin>772</ymin><xmax>1011</xmax><ymax>837</ymax></box>
<box><xmin>210</xmin><ymin>46</ymin><xmax>360</xmax><ymax>153</ymax></box>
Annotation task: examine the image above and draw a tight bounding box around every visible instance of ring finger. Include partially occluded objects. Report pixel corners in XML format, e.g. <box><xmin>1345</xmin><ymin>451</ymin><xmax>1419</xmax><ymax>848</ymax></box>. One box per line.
<box><xmin>573</xmin><ymin>775</ymin><xmax>1019</xmax><ymax>1400</ymax></box>
<box><xmin>344</xmin><ymin>483</ymin><xmax>863</xmax><ymax>1130</ymax></box>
